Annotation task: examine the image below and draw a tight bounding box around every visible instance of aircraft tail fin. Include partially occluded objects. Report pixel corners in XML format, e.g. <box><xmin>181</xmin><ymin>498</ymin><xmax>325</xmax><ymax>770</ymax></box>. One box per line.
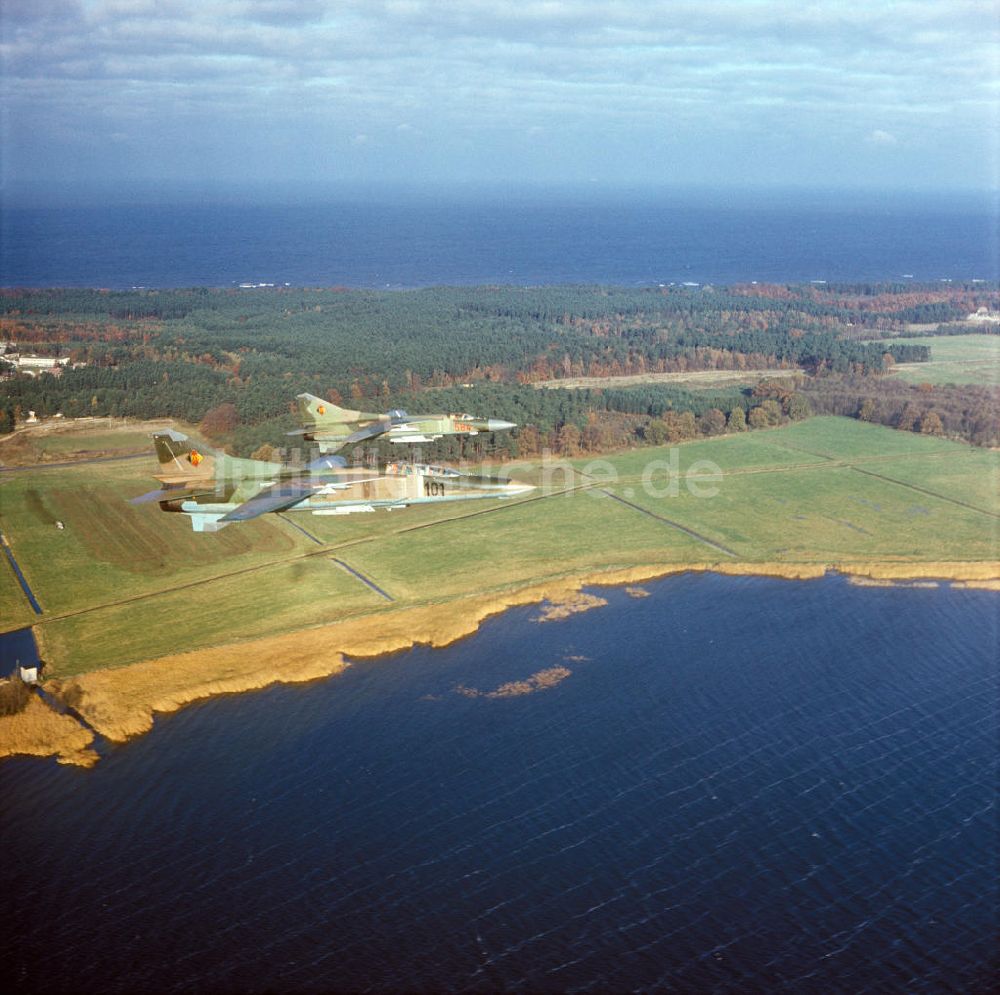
<box><xmin>152</xmin><ymin>430</ymin><xmax>217</xmax><ymax>483</ymax></box>
<box><xmin>296</xmin><ymin>393</ymin><xmax>363</xmax><ymax>426</ymax></box>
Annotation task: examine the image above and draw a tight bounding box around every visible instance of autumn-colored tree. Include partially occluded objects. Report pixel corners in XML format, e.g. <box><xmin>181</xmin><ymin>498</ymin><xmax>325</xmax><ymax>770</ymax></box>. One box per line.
<box><xmin>200</xmin><ymin>402</ymin><xmax>239</xmax><ymax>439</ymax></box>
<box><xmin>581</xmin><ymin>424</ymin><xmax>603</xmax><ymax>452</ymax></box>
<box><xmin>764</xmin><ymin>399</ymin><xmax>784</xmax><ymax>424</ymax></box>
<box><xmin>516</xmin><ymin>424</ymin><xmax>541</xmax><ymax>457</ymax></box>
<box><xmin>699</xmin><ymin>408</ymin><xmax>727</xmax><ymax>436</ymax></box>
<box><xmin>897</xmin><ymin>403</ymin><xmax>921</xmax><ymax>432</ymax></box>
<box><xmin>727</xmin><ymin>407</ymin><xmax>747</xmax><ymax>432</ymax></box>
<box><xmin>919</xmin><ymin>411</ymin><xmax>944</xmax><ymax>436</ymax></box>
<box><xmin>556</xmin><ymin>423</ymin><xmax>581</xmax><ymax>456</ymax></box>
<box><xmin>251</xmin><ymin>443</ymin><xmax>277</xmax><ymax>461</ymax></box>
<box><xmin>645</xmin><ymin>420</ymin><xmax>669</xmax><ymax>446</ymax></box>
<box><xmin>753</xmin><ymin>378</ymin><xmax>792</xmax><ymax>403</ymax></box>
<box><xmin>785</xmin><ymin>393</ymin><xmax>812</xmax><ymax>421</ymax></box>
<box><xmin>663</xmin><ymin>410</ymin><xmax>698</xmax><ymax>441</ymax></box>
<box><xmin>0</xmin><ymin>671</ymin><xmax>31</xmax><ymax>716</ymax></box>
<box><xmin>750</xmin><ymin>399</ymin><xmax>783</xmax><ymax>428</ymax></box>
<box><xmin>857</xmin><ymin>398</ymin><xmax>877</xmax><ymax>422</ymax></box>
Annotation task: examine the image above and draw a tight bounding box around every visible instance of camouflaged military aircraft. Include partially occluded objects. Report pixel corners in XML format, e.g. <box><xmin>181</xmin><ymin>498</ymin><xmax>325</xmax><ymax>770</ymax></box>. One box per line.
<box><xmin>131</xmin><ymin>430</ymin><xmax>533</xmax><ymax>532</ymax></box>
<box><xmin>289</xmin><ymin>393</ymin><xmax>517</xmax><ymax>453</ymax></box>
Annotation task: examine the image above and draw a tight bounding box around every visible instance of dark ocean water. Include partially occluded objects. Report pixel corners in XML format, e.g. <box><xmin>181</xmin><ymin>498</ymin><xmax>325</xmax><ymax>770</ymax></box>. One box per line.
<box><xmin>1</xmin><ymin>193</ymin><xmax>997</xmax><ymax>288</ymax></box>
<box><xmin>1</xmin><ymin>574</ymin><xmax>997</xmax><ymax>993</ymax></box>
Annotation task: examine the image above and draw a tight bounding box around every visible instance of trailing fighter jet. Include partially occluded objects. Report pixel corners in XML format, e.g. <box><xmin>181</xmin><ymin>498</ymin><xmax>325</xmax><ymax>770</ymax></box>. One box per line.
<box><xmin>290</xmin><ymin>393</ymin><xmax>516</xmax><ymax>453</ymax></box>
<box><xmin>130</xmin><ymin>430</ymin><xmax>533</xmax><ymax>532</ymax></box>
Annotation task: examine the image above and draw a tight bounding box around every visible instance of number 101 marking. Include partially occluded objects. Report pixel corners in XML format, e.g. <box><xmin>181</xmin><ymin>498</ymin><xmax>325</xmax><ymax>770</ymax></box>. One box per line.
<box><xmin>424</xmin><ymin>480</ymin><xmax>445</xmax><ymax>496</ymax></box>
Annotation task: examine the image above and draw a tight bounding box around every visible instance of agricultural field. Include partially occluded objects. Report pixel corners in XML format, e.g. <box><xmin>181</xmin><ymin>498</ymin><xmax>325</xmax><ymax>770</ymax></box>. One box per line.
<box><xmin>883</xmin><ymin>334</ymin><xmax>1000</xmax><ymax>386</ymax></box>
<box><xmin>1</xmin><ymin>416</ymin><xmax>997</xmax><ymax>678</ymax></box>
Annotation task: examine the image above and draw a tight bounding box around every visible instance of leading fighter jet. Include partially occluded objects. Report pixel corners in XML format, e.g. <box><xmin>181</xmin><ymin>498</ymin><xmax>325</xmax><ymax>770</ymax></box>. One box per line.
<box><xmin>290</xmin><ymin>393</ymin><xmax>516</xmax><ymax>454</ymax></box>
<box><xmin>131</xmin><ymin>430</ymin><xmax>533</xmax><ymax>532</ymax></box>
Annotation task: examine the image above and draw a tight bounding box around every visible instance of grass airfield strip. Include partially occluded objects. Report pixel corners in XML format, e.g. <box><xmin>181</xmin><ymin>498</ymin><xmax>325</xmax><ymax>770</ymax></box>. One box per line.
<box><xmin>1</xmin><ymin>417</ymin><xmax>997</xmax><ymax>679</ymax></box>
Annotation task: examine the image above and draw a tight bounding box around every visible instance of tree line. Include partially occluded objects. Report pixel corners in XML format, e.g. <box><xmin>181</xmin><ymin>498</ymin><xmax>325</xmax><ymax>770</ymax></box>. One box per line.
<box><xmin>2</xmin><ymin>283</ymin><xmax>996</xmax><ymax>453</ymax></box>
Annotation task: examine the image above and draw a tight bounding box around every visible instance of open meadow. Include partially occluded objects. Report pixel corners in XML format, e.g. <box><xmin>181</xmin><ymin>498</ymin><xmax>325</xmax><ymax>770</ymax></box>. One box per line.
<box><xmin>1</xmin><ymin>416</ymin><xmax>997</xmax><ymax>678</ymax></box>
<box><xmin>885</xmin><ymin>334</ymin><xmax>1000</xmax><ymax>386</ymax></box>
<box><xmin>533</xmin><ymin>368</ymin><xmax>797</xmax><ymax>390</ymax></box>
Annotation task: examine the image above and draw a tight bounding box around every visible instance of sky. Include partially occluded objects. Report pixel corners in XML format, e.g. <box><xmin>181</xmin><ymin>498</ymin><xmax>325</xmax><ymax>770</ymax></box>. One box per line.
<box><xmin>1</xmin><ymin>0</ymin><xmax>998</xmax><ymax>200</ymax></box>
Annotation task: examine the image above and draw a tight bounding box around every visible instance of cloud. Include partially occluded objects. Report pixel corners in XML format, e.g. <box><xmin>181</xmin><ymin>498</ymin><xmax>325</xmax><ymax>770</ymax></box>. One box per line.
<box><xmin>237</xmin><ymin>1</ymin><xmax>330</xmax><ymax>25</ymax></box>
<box><xmin>2</xmin><ymin>1</ymin><xmax>996</xmax><ymax>190</ymax></box>
<box><xmin>0</xmin><ymin>0</ymin><xmax>82</xmax><ymax>25</ymax></box>
<box><xmin>867</xmin><ymin>129</ymin><xmax>899</xmax><ymax>146</ymax></box>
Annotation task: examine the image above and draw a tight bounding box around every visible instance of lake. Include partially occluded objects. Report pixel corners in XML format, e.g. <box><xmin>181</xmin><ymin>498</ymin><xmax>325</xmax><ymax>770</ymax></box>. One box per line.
<box><xmin>1</xmin><ymin>573</ymin><xmax>996</xmax><ymax>992</ymax></box>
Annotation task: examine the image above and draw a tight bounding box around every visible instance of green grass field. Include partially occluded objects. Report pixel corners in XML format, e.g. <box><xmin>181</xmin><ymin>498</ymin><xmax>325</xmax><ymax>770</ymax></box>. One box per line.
<box><xmin>882</xmin><ymin>334</ymin><xmax>1000</xmax><ymax>386</ymax></box>
<box><xmin>0</xmin><ymin>419</ymin><xmax>185</xmax><ymax>467</ymax></box>
<box><xmin>2</xmin><ymin>416</ymin><xmax>996</xmax><ymax>677</ymax></box>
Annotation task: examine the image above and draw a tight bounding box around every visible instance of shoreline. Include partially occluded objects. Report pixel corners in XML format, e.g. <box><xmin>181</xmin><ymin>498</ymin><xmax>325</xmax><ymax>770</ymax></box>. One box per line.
<box><xmin>2</xmin><ymin>558</ymin><xmax>998</xmax><ymax>768</ymax></box>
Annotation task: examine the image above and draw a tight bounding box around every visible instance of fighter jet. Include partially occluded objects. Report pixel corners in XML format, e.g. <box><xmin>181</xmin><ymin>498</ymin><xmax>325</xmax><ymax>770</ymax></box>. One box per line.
<box><xmin>130</xmin><ymin>430</ymin><xmax>533</xmax><ymax>532</ymax></box>
<box><xmin>290</xmin><ymin>393</ymin><xmax>517</xmax><ymax>453</ymax></box>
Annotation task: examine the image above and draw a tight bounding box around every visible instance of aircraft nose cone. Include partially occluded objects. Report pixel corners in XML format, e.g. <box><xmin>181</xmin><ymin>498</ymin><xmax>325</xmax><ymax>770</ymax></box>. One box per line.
<box><xmin>487</xmin><ymin>419</ymin><xmax>517</xmax><ymax>432</ymax></box>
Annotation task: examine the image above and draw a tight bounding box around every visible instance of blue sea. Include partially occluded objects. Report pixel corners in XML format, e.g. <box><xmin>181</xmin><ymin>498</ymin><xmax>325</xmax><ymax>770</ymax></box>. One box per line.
<box><xmin>1</xmin><ymin>189</ymin><xmax>997</xmax><ymax>288</ymax></box>
<box><xmin>1</xmin><ymin>574</ymin><xmax>996</xmax><ymax>992</ymax></box>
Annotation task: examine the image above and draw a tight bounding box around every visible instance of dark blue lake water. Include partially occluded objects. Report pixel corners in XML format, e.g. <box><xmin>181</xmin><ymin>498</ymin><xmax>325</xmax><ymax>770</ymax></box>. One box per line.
<box><xmin>0</xmin><ymin>627</ymin><xmax>40</xmax><ymax>678</ymax></box>
<box><xmin>1</xmin><ymin>574</ymin><xmax>996</xmax><ymax>992</ymax></box>
<box><xmin>2</xmin><ymin>192</ymin><xmax>996</xmax><ymax>288</ymax></box>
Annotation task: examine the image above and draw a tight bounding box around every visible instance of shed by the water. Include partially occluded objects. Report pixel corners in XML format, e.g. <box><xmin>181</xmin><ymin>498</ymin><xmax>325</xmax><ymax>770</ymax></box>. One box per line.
<box><xmin>0</xmin><ymin>628</ymin><xmax>42</xmax><ymax>679</ymax></box>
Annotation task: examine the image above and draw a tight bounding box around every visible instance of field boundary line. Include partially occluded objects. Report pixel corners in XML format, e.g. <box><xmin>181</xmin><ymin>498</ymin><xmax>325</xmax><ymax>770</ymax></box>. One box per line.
<box><xmin>759</xmin><ymin>441</ymin><xmax>838</xmax><ymax>462</ymax></box>
<box><xmin>600</xmin><ymin>490</ymin><xmax>738</xmax><ymax>557</ymax></box>
<box><xmin>276</xmin><ymin>512</ymin><xmax>324</xmax><ymax>545</ymax></box>
<box><xmin>17</xmin><ymin>535</ymin><xmax>379</xmax><ymax>629</ymax></box>
<box><xmin>329</xmin><ymin>558</ymin><xmax>394</xmax><ymax>601</ymax></box>
<box><xmin>766</xmin><ymin>438</ymin><xmax>961</xmax><ymax>466</ymax></box>
<box><xmin>10</xmin><ymin>493</ymin><xmax>567</xmax><ymax>630</ymax></box>
<box><xmin>849</xmin><ymin>466</ymin><xmax>1000</xmax><ymax>520</ymax></box>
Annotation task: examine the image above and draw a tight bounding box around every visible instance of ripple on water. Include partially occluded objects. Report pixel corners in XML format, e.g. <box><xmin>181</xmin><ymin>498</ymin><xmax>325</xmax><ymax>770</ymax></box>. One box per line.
<box><xmin>1</xmin><ymin>576</ymin><xmax>996</xmax><ymax>992</ymax></box>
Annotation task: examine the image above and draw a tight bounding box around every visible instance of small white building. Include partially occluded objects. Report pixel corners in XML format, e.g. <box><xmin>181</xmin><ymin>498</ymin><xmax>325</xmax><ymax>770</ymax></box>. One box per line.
<box><xmin>12</xmin><ymin>355</ymin><xmax>67</xmax><ymax>376</ymax></box>
<box><xmin>18</xmin><ymin>662</ymin><xmax>38</xmax><ymax>684</ymax></box>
